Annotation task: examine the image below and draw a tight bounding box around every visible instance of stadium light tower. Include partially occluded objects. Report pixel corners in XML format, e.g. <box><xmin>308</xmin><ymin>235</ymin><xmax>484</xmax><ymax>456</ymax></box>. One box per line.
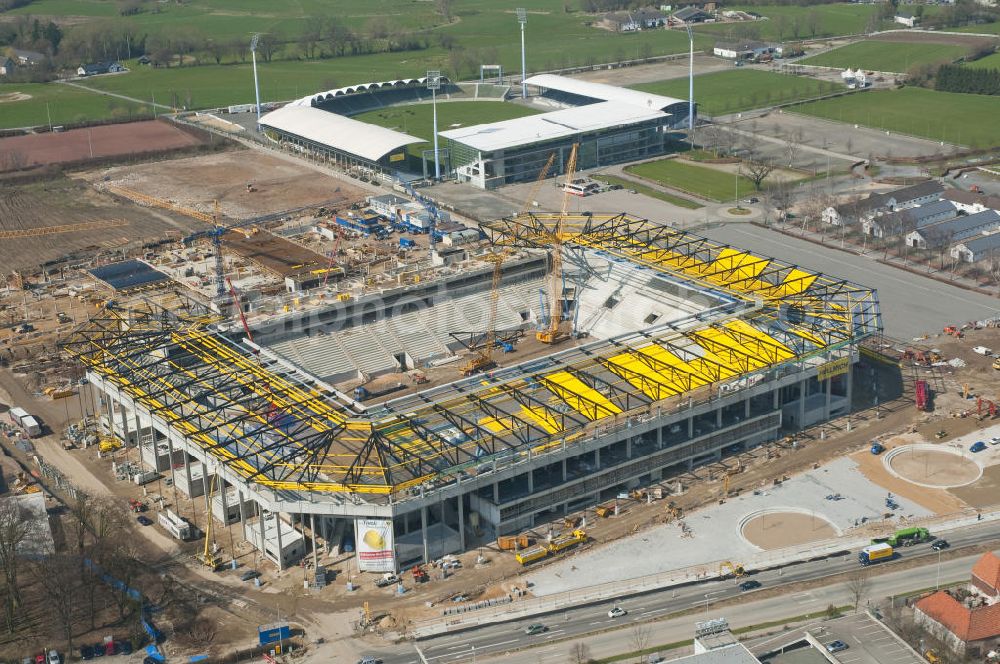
<box><xmin>685</xmin><ymin>24</ymin><xmax>695</xmax><ymax>147</ymax></box>
<box><xmin>427</xmin><ymin>70</ymin><xmax>441</xmax><ymax>180</ymax></box>
<box><xmin>250</xmin><ymin>34</ymin><xmax>262</xmax><ymax>130</ymax></box>
<box><xmin>516</xmin><ymin>8</ymin><xmax>527</xmax><ymax>99</ymax></box>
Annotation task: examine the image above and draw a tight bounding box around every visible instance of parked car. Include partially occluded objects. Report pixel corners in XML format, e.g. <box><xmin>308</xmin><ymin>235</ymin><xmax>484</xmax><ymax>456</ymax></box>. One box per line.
<box><xmin>90</xmin><ymin>644</ymin><xmax>103</xmax><ymax>659</ymax></box>
<box><xmin>739</xmin><ymin>580</ymin><xmax>762</xmax><ymax>592</ymax></box>
<box><xmin>990</xmin><ymin>437</ymin><xmax>1000</xmax><ymax>445</ymax></box>
<box><xmin>357</xmin><ymin>657</ymin><xmax>382</xmax><ymax>664</ymax></box>
<box><xmin>932</xmin><ymin>539</ymin><xmax>950</xmax><ymax>551</ymax></box>
<box><xmin>136</xmin><ymin>515</ymin><xmax>152</xmax><ymax>526</ymax></box>
<box><xmin>117</xmin><ymin>641</ymin><xmax>132</xmax><ymax>656</ymax></box>
<box><xmin>971</xmin><ymin>441</ymin><xmax>987</xmax><ymax>453</ymax></box>
<box><xmin>47</xmin><ymin>651</ymin><xmax>60</xmax><ymax>664</ymax></box>
<box><xmin>240</xmin><ymin>569</ymin><xmax>261</xmax><ymax>582</ymax></box>
<box><xmin>79</xmin><ymin>646</ymin><xmax>94</xmax><ymax>661</ymax></box>
<box><xmin>524</xmin><ymin>623</ymin><xmax>546</xmax><ymax>635</ymax></box>
<box><xmin>608</xmin><ymin>606</ymin><xmax>628</xmax><ymax>618</ymax></box>
<box><xmin>826</xmin><ymin>641</ymin><xmax>849</xmax><ymax>653</ymax></box>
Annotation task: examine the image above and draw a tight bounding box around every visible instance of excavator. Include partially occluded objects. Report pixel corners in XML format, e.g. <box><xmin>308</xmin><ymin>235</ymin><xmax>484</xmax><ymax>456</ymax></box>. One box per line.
<box><xmin>537</xmin><ymin>143</ymin><xmax>579</xmax><ymax>345</ymax></box>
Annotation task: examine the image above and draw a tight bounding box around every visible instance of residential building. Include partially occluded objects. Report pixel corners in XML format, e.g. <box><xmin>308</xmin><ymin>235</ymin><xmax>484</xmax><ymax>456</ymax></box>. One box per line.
<box><xmin>952</xmin><ymin>233</ymin><xmax>1000</xmax><ymax>263</ymax></box>
<box><xmin>942</xmin><ymin>189</ymin><xmax>1000</xmax><ymax>215</ymax></box>
<box><xmin>864</xmin><ymin>200</ymin><xmax>958</xmax><ymax>237</ymax></box>
<box><xmin>895</xmin><ymin>11</ymin><xmax>919</xmax><ymax>27</ymax></box>
<box><xmin>713</xmin><ymin>40</ymin><xmax>773</xmax><ymax>60</ymax></box>
<box><xmin>0</xmin><ymin>57</ymin><xmax>14</xmax><ymax>77</ymax></box>
<box><xmin>12</xmin><ymin>48</ymin><xmax>45</xmax><ymax>66</ymax></box>
<box><xmin>822</xmin><ymin>181</ymin><xmax>945</xmax><ymax>226</ymax></box>
<box><xmin>601</xmin><ymin>7</ymin><xmax>668</xmax><ymax>31</ymax></box>
<box><xmin>77</xmin><ymin>61</ymin><xmax>126</xmax><ymax>77</ymax></box>
<box><xmin>672</xmin><ymin>6</ymin><xmax>712</xmax><ymax>22</ymax></box>
<box><xmin>905</xmin><ymin>210</ymin><xmax>1000</xmax><ymax>249</ymax></box>
<box><xmin>913</xmin><ymin>551</ymin><xmax>1000</xmax><ymax>657</ymax></box>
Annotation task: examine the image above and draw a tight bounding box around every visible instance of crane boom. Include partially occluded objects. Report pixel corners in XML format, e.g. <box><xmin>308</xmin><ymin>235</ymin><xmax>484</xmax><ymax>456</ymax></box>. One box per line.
<box><xmin>520</xmin><ymin>152</ymin><xmax>557</xmax><ymax>214</ymax></box>
<box><xmin>537</xmin><ymin>143</ymin><xmax>578</xmax><ymax>344</ymax></box>
<box><xmin>460</xmin><ymin>251</ymin><xmax>508</xmax><ymax>376</ymax></box>
<box><xmin>0</xmin><ymin>218</ymin><xmax>129</xmax><ymax>239</ymax></box>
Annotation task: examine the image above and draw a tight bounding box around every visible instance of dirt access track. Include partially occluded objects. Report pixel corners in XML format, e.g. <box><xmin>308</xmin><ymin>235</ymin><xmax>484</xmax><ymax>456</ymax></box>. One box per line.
<box><xmin>0</xmin><ymin>119</ymin><xmax>204</xmax><ymax>171</ymax></box>
<box><xmin>84</xmin><ymin>149</ymin><xmax>370</xmax><ymax>220</ymax></box>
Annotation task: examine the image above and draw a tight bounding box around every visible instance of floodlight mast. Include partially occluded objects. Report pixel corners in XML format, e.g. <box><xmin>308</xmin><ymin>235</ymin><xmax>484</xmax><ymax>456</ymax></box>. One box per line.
<box><xmin>427</xmin><ymin>71</ymin><xmax>441</xmax><ymax>180</ymax></box>
<box><xmin>516</xmin><ymin>8</ymin><xmax>527</xmax><ymax>99</ymax></box>
<box><xmin>685</xmin><ymin>24</ymin><xmax>695</xmax><ymax>145</ymax></box>
<box><xmin>250</xmin><ymin>34</ymin><xmax>262</xmax><ymax>130</ymax></box>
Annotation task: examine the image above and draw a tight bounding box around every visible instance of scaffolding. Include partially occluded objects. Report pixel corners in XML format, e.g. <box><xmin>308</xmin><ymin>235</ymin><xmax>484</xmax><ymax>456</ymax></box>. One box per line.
<box><xmin>64</xmin><ymin>214</ymin><xmax>881</xmax><ymax>498</ymax></box>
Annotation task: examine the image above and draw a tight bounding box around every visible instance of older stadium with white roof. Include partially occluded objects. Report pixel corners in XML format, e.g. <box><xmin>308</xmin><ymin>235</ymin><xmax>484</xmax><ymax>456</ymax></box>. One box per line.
<box><xmin>258</xmin><ymin>74</ymin><xmax>693</xmax><ymax>188</ymax></box>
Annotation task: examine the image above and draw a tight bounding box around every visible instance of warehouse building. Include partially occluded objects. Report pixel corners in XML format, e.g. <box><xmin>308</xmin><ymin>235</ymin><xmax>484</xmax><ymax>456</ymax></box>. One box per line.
<box><xmin>66</xmin><ymin>214</ymin><xmax>879</xmax><ymax>571</ymax></box>
<box><xmin>441</xmin><ymin>74</ymin><xmax>692</xmax><ymax>189</ymax></box>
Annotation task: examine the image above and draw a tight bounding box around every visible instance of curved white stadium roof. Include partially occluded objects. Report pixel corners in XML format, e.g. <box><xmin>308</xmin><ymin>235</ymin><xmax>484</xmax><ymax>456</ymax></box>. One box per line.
<box><xmin>523</xmin><ymin>74</ymin><xmax>685</xmax><ymax>111</ymax></box>
<box><xmin>259</xmin><ymin>105</ymin><xmax>423</xmax><ymax>162</ymax></box>
<box><xmin>290</xmin><ymin>76</ymin><xmax>450</xmax><ymax>108</ymax></box>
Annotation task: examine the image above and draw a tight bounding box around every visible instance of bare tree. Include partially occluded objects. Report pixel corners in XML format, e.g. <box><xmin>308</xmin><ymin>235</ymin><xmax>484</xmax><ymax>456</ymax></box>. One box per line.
<box><xmin>847</xmin><ymin>569</ymin><xmax>870</xmax><ymax>613</ymax></box>
<box><xmin>31</xmin><ymin>553</ymin><xmax>84</xmax><ymax>653</ymax></box>
<box><xmin>988</xmin><ymin>247</ymin><xmax>1000</xmax><ymax>295</ymax></box>
<box><xmin>630</xmin><ymin>623</ymin><xmax>652</xmax><ymax>663</ymax></box>
<box><xmin>743</xmin><ymin>155</ymin><xmax>776</xmax><ymax>192</ymax></box>
<box><xmin>569</xmin><ymin>642</ymin><xmax>594</xmax><ymax>664</ymax></box>
<box><xmin>0</xmin><ymin>498</ymin><xmax>36</xmax><ymax>634</ymax></box>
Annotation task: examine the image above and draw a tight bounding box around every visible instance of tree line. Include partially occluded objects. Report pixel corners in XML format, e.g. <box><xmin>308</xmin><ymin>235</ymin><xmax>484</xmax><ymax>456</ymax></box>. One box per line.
<box><xmin>935</xmin><ymin>63</ymin><xmax>1000</xmax><ymax>96</ymax></box>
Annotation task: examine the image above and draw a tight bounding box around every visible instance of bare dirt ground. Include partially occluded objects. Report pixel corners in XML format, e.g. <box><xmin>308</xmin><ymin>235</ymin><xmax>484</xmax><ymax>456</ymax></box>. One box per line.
<box><xmin>741</xmin><ymin>512</ymin><xmax>837</xmax><ymax>549</ymax></box>
<box><xmin>81</xmin><ymin>150</ymin><xmax>370</xmax><ymax>220</ymax></box>
<box><xmin>851</xmin><ymin>442</ymin><xmax>968</xmax><ymax>514</ymax></box>
<box><xmin>873</xmin><ymin>31</ymin><xmax>998</xmax><ymax>47</ymax></box>
<box><xmin>572</xmin><ymin>54</ymin><xmax>732</xmax><ymax>86</ymax></box>
<box><xmin>0</xmin><ymin>120</ymin><xmax>203</xmax><ymax>171</ymax></box>
<box><xmin>0</xmin><ymin>175</ymin><xmax>200</xmax><ymax>271</ymax></box>
<box><xmin>888</xmin><ymin>447</ymin><xmax>981</xmax><ymax>487</ymax></box>
<box><xmin>951</xmin><ymin>464</ymin><xmax>1000</xmax><ymax>508</ymax></box>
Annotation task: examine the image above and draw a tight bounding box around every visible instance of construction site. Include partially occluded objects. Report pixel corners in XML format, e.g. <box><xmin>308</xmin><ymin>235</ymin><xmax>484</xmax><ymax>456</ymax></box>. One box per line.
<box><xmin>3</xmin><ymin>127</ymin><xmax>1000</xmax><ymax>664</ymax></box>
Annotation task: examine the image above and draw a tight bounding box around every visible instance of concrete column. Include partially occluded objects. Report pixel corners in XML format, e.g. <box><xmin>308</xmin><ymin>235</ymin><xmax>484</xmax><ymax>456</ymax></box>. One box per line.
<box><xmin>182</xmin><ymin>452</ymin><xmax>196</xmax><ymax>528</ymax></box>
<box><xmin>773</xmin><ymin>388</ymin><xmax>780</xmax><ymax>410</ymax></box>
<box><xmin>492</xmin><ymin>482</ymin><xmax>499</xmax><ymax>504</ymax></box>
<box><xmin>238</xmin><ymin>489</ymin><xmax>249</xmax><ymax>540</ymax></box>
<box><xmin>275</xmin><ymin>514</ymin><xmax>285</xmax><ymax>571</ymax></box>
<box><xmin>420</xmin><ymin>505</ymin><xmax>430</xmax><ymax>564</ymax></box>
<box><xmin>716</xmin><ymin>406</ymin><xmax>722</xmax><ymax>429</ymax></box>
<box><xmin>219</xmin><ymin>478</ymin><xmax>230</xmax><ymax>525</ymax></box>
<box><xmin>745</xmin><ymin>397</ymin><xmax>751</xmax><ymax>419</ymax></box>
<box><xmin>595</xmin><ymin>447</ymin><xmax>601</xmax><ymax>469</ymax></box>
<box><xmin>656</xmin><ymin>423</ymin><xmax>663</xmax><ymax>449</ymax></box>
<box><xmin>687</xmin><ymin>416</ymin><xmax>694</xmax><ymax>439</ymax></box>
<box><xmin>824</xmin><ymin>378</ymin><xmax>833</xmax><ymax>419</ymax></box>
<box><xmin>311</xmin><ymin>513</ymin><xmax>320</xmax><ymax>581</ymax></box>
<box><xmin>257</xmin><ymin>512</ymin><xmax>267</xmax><ymax>567</ymax></box>
<box><xmin>797</xmin><ymin>377</ymin><xmax>807</xmax><ymax>429</ymax></box>
<box><xmin>626</xmin><ymin>436</ymin><xmax>632</xmax><ymax>459</ymax></box>
<box><xmin>457</xmin><ymin>496</ymin><xmax>466</xmax><ymax>551</ymax></box>
<box><xmin>845</xmin><ymin>364</ymin><xmax>854</xmax><ymax>411</ymax></box>
<box><xmin>166</xmin><ymin>434</ymin><xmax>180</xmax><ymax>509</ymax></box>
<box><xmin>527</xmin><ymin>470</ymin><xmax>533</xmax><ymax>493</ymax></box>
<box><xmin>562</xmin><ymin>459</ymin><xmax>567</xmax><ymax>482</ymax></box>
<box><xmin>132</xmin><ymin>408</ymin><xmax>142</xmax><ymax>456</ymax></box>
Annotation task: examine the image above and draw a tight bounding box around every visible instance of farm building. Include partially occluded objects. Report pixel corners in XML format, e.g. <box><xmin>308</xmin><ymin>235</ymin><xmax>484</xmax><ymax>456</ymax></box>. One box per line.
<box><xmin>672</xmin><ymin>6</ymin><xmax>713</xmax><ymax>23</ymax></box>
<box><xmin>713</xmin><ymin>40</ymin><xmax>773</xmax><ymax>60</ymax></box>
<box><xmin>905</xmin><ymin>210</ymin><xmax>1000</xmax><ymax>249</ymax></box>
<box><xmin>942</xmin><ymin>189</ymin><xmax>1000</xmax><ymax>215</ymax></box>
<box><xmin>950</xmin><ymin>232</ymin><xmax>1000</xmax><ymax>263</ymax></box>
<box><xmin>77</xmin><ymin>61</ymin><xmax>126</xmax><ymax>77</ymax></box>
<box><xmin>65</xmin><ymin>214</ymin><xmax>879</xmax><ymax>571</ymax></box>
<box><xmin>442</xmin><ymin>74</ymin><xmax>691</xmax><ymax>189</ymax></box>
<box><xmin>822</xmin><ymin>181</ymin><xmax>945</xmax><ymax>226</ymax></box>
<box><xmin>863</xmin><ymin>200</ymin><xmax>958</xmax><ymax>238</ymax></box>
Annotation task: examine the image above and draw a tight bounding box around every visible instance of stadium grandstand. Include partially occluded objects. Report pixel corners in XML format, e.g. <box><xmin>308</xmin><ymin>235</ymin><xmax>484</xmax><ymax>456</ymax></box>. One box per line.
<box><xmin>65</xmin><ymin>213</ymin><xmax>878</xmax><ymax>570</ymax></box>
<box><xmin>442</xmin><ymin>74</ymin><xmax>693</xmax><ymax>189</ymax></box>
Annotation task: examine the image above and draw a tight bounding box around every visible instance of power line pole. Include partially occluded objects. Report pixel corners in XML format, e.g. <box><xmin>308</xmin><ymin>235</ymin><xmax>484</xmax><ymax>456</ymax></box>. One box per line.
<box><xmin>516</xmin><ymin>8</ymin><xmax>528</xmax><ymax>99</ymax></box>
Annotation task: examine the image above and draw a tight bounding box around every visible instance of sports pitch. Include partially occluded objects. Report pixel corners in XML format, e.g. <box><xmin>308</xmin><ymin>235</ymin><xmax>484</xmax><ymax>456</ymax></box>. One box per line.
<box><xmin>633</xmin><ymin>69</ymin><xmax>839</xmax><ymax>115</ymax></box>
<box><xmin>692</xmin><ymin>3</ymin><xmax>878</xmax><ymax>41</ymax></box>
<box><xmin>801</xmin><ymin>40</ymin><xmax>970</xmax><ymax>73</ymax></box>
<box><xmin>0</xmin><ymin>82</ymin><xmax>152</xmax><ymax>130</ymax></box>
<box><xmin>793</xmin><ymin>87</ymin><xmax>1000</xmax><ymax>148</ymax></box>
<box><xmin>625</xmin><ymin>159</ymin><xmax>754</xmax><ymax>202</ymax></box>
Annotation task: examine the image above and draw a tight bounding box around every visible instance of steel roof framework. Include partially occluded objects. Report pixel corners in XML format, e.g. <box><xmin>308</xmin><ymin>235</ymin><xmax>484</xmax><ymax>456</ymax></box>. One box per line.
<box><xmin>64</xmin><ymin>214</ymin><xmax>881</xmax><ymax>498</ymax></box>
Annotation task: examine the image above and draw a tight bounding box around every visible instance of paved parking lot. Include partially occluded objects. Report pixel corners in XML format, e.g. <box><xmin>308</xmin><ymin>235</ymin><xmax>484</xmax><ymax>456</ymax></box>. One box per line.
<box><xmin>751</xmin><ymin>613</ymin><xmax>924</xmax><ymax>664</ymax></box>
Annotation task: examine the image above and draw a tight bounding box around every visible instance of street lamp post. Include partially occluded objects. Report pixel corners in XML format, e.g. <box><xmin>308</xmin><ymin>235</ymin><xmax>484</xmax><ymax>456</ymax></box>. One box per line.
<box><xmin>427</xmin><ymin>71</ymin><xmax>441</xmax><ymax>180</ymax></box>
<box><xmin>250</xmin><ymin>34</ymin><xmax>262</xmax><ymax>130</ymax></box>
<box><xmin>685</xmin><ymin>24</ymin><xmax>695</xmax><ymax>148</ymax></box>
<box><xmin>516</xmin><ymin>8</ymin><xmax>528</xmax><ymax>99</ymax></box>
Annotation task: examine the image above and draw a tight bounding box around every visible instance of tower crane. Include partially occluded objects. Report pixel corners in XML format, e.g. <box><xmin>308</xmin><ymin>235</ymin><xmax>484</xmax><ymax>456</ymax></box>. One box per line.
<box><xmin>536</xmin><ymin>143</ymin><xmax>578</xmax><ymax>344</ymax></box>
<box><xmin>322</xmin><ymin>225</ymin><xmax>344</xmax><ymax>289</ymax></box>
<box><xmin>520</xmin><ymin>152</ymin><xmax>557</xmax><ymax>214</ymax></box>
<box><xmin>460</xmin><ymin>251</ymin><xmax>509</xmax><ymax>376</ymax></box>
<box><xmin>0</xmin><ymin>218</ymin><xmax>129</xmax><ymax>239</ymax></box>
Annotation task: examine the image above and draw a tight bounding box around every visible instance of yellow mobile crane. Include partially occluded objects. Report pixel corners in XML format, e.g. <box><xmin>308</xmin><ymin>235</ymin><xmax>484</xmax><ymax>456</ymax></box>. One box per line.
<box><xmin>537</xmin><ymin>143</ymin><xmax>578</xmax><ymax>344</ymax></box>
<box><xmin>461</xmin><ymin>251</ymin><xmax>508</xmax><ymax>376</ymax></box>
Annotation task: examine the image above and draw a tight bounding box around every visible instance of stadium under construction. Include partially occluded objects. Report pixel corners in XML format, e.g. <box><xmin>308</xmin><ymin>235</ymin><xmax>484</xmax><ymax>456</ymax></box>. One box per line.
<box><xmin>64</xmin><ymin>213</ymin><xmax>880</xmax><ymax>571</ymax></box>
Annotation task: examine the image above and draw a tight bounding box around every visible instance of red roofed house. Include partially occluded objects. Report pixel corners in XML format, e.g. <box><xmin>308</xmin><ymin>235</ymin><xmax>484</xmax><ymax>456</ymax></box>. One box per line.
<box><xmin>914</xmin><ymin>552</ymin><xmax>1000</xmax><ymax>657</ymax></box>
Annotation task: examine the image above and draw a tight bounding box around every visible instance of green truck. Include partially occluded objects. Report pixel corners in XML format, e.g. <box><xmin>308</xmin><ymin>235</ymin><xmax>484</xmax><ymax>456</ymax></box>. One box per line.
<box><xmin>872</xmin><ymin>527</ymin><xmax>931</xmax><ymax>548</ymax></box>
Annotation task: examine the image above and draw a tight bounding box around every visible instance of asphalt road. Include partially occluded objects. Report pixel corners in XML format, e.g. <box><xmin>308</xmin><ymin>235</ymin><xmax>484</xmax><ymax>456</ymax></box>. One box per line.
<box><xmin>364</xmin><ymin>521</ymin><xmax>1000</xmax><ymax>664</ymax></box>
<box><xmin>697</xmin><ymin>223</ymin><xmax>1000</xmax><ymax>339</ymax></box>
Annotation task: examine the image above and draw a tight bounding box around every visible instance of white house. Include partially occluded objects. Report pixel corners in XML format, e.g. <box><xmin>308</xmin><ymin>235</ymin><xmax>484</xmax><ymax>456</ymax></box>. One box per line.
<box><xmin>906</xmin><ymin>210</ymin><xmax>1000</xmax><ymax>249</ymax></box>
<box><xmin>864</xmin><ymin>200</ymin><xmax>958</xmax><ymax>237</ymax></box>
<box><xmin>713</xmin><ymin>40</ymin><xmax>772</xmax><ymax>60</ymax></box>
<box><xmin>951</xmin><ymin>233</ymin><xmax>1000</xmax><ymax>263</ymax></box>
<box><xmin>894</xmin><ymin>11</ymin><xmax>918</xmax><ymax>27</ymax></box>
<box><xmin>823</xmin><ymin>181</ymin><xmax>945</xmax><ymax>226</ymax></box>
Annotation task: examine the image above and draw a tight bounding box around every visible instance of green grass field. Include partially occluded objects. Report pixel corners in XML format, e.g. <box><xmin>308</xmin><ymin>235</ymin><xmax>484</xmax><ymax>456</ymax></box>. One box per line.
<box><xmin>0</xmin><ymin>82</ymin><xmax>152</xmax><ymax>129</ymax></box>
<box><xmin>801</xmin><ymin>40</ymin><xmax>969</xmax><ymax>73</ymax></box>
<box><xmin>793</xmin><ymin>87</ymin><xmax>1000</xmax><ymax>148</ymax></box>
<box><xmin>692</xmin><ymin>4</ymin><xmax>879</xmax><ymax>41</ymax></box>
<box><xmin>591</xmin><ymin>174</ymin><xmax>704</xmax><ymax>209</ymax></box>
<box><xmin>955</xmin><ymin>22</ymin><xmax>1000</xmax><ymax>35</ymax></box>
<box><xmin>632</xmin><ymin>69</ymin><xmax>839</xmax><ymax>115</ymax></box>
<box><xmin>966</xmin><ymin>52</ymin><xmax>1000</xmax><ymax>69</ymax></box>
<box><xmin>354</xmin><ymin>100</ymin><xmax>540</xmax><ymax>158</ymax></box>
<box><xmin>625</xmin><ymin>159</ymin><xmax>753</xmax><ymax>202</ymax></box>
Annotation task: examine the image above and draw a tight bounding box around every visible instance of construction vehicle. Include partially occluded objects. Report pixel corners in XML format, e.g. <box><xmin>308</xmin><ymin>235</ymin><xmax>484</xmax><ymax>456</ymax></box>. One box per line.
<box><xmin>943</xmin><ymin>325</ymin><xmax>962</xmax><ymax>338</ymax></box>
<box><xmin>537</xmin><ymin>143</ymin><xmax>578</xmax><ymax>345</ymax></box>
<box><xmin>411</xmin><ymin>566</ymin><xmax>429</xmax><ymax>583</ymax></box>
<box><xmin>873</xmin><ymin>527</ymin><xmax>931</xmax><ymax>547</ymax></box>
<box><xmin>595</xmin><ymin>502</ymin><xmax>616</xmax><ymax>518</ymax></box>
<box><xmin>98</xmin><ymin>437</ymin><xmax>122</xmax><ymax>453</ymax></box>
<box><xmin>993</xmin><ymin>357</ymin><xmax>1000</xmax><ymax>371</ymax></box>
<box><xmin>497</xmin><ymin>534</ymin><xmax>533</xmax><ymax>551</ymax></box>
<box><xmin>515</xmin><ymin>545</ymin><xmax>549</xmax><ymax>565</ymax></box>
<box><xmin>915</xmin><ymin>379</ymin><xmax>930</xmax><ymax>411</ymax></box>
<box><xmin>460</xmin><ymin>251</ymin><xmax>508</xmax><ymax>376</ymax></box>
<box><xmin>858</xmin><ymin>542</ymin><xmax>894</xmax><ymax>566</ymax></box>
<box><xmin>977</xmin><ymin>397</ymin><xmax>998</xmax><ymax>419</ymax></box>
<box><xmin>374</xmin><ymin>572</ymin><xmax>400</xmax><ymax>588</ymax></box>
<box><xmin>719</xmin><ymin>561</ymin><xmax>746</xmax><ymax>578</ymax></box>
<box><xmin>128</xmin><ymin>498</ymin><xmax>147</xmax><ymax>513</ymax></box>
<box><xmin>547</xmin><ymin>529</ymin><xmax>587</xmax><ymax>554</ymax></box>
<box><xmin>924</xmin><ymin>650</ymin><xmax>940</xmax><ymax>664</ymax></box>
